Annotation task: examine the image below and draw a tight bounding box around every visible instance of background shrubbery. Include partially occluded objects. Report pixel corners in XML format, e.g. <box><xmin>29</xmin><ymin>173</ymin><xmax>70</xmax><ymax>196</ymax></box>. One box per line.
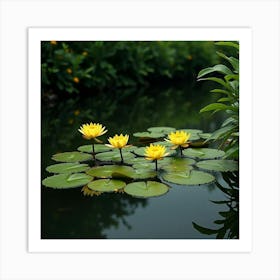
<box><xmin>41</xmin><ymin>41</ymin><xmax>219</xmax><ymax>96</ymax></box>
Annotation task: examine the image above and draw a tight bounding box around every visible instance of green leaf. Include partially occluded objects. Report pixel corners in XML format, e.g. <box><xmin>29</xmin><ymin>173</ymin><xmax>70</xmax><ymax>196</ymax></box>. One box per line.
<box><xmin>42</xmin><ymin>173</ymin><xmax>93</xmax><ymax>189</ymax></box>
<box><xmin>210</xmin><ymin>89</ymin><xmax>232</xmax><ymax>95</ymax></box>
<box><xmin>207</xmin><ymin>125</ymin><xmax>236</xmax><ymax>141</ymax></box>
<box><xmin>215</xmin><ymin>41</ymin><xmax>239</xmax><ymax>50</ymax></box>
<box><xmin>87</xmin><ymin>179</ymin><xmax>126</xmax><ymax>192</ymax></box>
<box><xmin>183</xmin><ymin>148</ymin><xmax>225</xmax><ymax>159</ymax></box>
<box><xmin>217</xmin><ymin>97</ymin><xmax>231</xmax><ymax>103</ymax></box>
<box><xmin>162</xmin><ymin>170</ymin><xmax>215</xmax><ymax>186</ymax></box>
<box><xmin>197</xmin><ymin>77</ymin><xmax>229</xmax><ymax>89</ymax></box>
<box><xmin>77</xmin><ymin>144</ymin><xmax>112</xmax><ymax>153</ymax></box>
<box><xmin>197</xmin><ymin>64</ymin><xmax>233</xmax><ymax>79</ymax></box>
<box><xmin>216</xmin><ymin>51</ymin><xmax>239</xmax><ymax>72</ymax></box>
<box><xmin>52</xmin><ymin>152</ymin><xmax>92</xmax><ymax>162</ymax></box>
<box><xmin>192</xmin><ymin>222</ymin><xmax>219</xmax><ymax>235</ymax></box>
<box><xmin>200</xmin><ymin>103</ymin><xmax>231</xmax><ymax>113</ymax></box>
<box><xmin>124</xmin><ymin>181</ymin><xmax>169</xmax><ymax>198</ymax></box>
<box><xmin>46</xmin><ymin>163</ymin><xmax>90</xmax><ymax>174</ymax></box>
<box><xmin>196</xmin><ymin>159</ymin><xmax>238</xmax><ymax>172</ymax></box>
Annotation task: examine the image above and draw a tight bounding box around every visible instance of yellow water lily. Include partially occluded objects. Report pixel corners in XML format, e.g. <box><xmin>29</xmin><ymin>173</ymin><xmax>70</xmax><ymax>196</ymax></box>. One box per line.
<box><xmin>106</xmin><ymin>134</ymin><xmax>131</xmax><ymax>163</ymax></box>
<box><xmin>106</xmin><ymin>134</ymin><xmax>130</xmax><ymax>149</ymax></box>
<box><xmin>78</xmin><ymin>122</ymin><xmax>107</xmax><ymax>140</ymax></box>
<box><xmin>144</xmin><ymin>144</ymin><xmax>169</xmax><ymax>171</ymax></box>
<box><xmin>165</xmin><ymin>130</ymin><xmax>191</xmax><ymax>149</ymax></box>
<box><xmin>165</xmin><ymin>130</ymin><xmax>191</xmax><ymax>156</ymax></box>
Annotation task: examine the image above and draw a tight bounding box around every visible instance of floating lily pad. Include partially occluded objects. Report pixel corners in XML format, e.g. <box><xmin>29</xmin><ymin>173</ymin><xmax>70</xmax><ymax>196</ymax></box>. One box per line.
<box><xmin>124</xmin><ymin>181</ymin><xmax>169</xmax><ymax>198</ymax></box>
<box><xmin>77</xmin><ymin>144</ymin><xmax>112</xmax><ymax>153</ymax></box>
<box><xmin>133</xmin><ymin>147</ymin><xmax>176</xmax><ymax>157</ymax></box>
<box><xmin>189</xmin><ymin>134</ymin><xmax>201</xmax><ymax>141</ymax></box>
<box><xmin>42</xmin><ymin>173</ymin><xmax>93</xmax><ymax>189</ymax></box>
<box><xmin>95</xmin><ymin>151</ymin><xmax>135</xmax><ymax>162</ymax></box>
<box><xmin>196</xmin><ymin>160</ymin><xmax>238</xmax><ymax>172</ymax></box>
<box><xmin>162</xmin><ymin>170</ymin><xmax>215</xmax><ymax>186</ymax></box>
<box><xmin>130</xmin><ymin>169</ymin><xmax>157</xmax><ymax>179</ymax></box>
<box><xmin>87</xmin><ymin>179</ymin><xmax>126</xmax><ymax>192</ymax></box>
<box><xmin>133</xmin><ymin>132</ymin><xmax>165</xmax><ymax>139</ymax></box>
<box><xmin>86</xmin><ymin>165</ymin><xmax>135</xmax><ymax>178</ymax></box>
<box><xmin>52</xmin><ymin>152</ymin><xmax>92</xmax><ymax>162</ymax></box>
<box><xmin>183</xmin><ymin>148</ymin><xmax>225</xmax><ymax>159</ymax></box>
<box><xmin>160</xmin><ymin>157</ymin><xmax>196</xmax><ymax>173</ymax></box>
<box><xmin>147</xmin><ymin>127</ymin><xmax>176</xmax><ymax>134</ymax></box>
<box><xmin>181</xmin><ymin>128</ymin><xmax>203</xmax><ymax>134</ymax></box>
<box><xmin>198</xmin><ymin>133</ymin><xmax>212</xmax><ymax>140</ymax></box>
<box><xmin>46</xmin><ymin>163</ymin><xmax>90</xmax><ymax>174</ymax></box>
<box><xmin>132</xmin><ymin>162</ymin><xmax>154</xmax><ymax>170</ymax></box>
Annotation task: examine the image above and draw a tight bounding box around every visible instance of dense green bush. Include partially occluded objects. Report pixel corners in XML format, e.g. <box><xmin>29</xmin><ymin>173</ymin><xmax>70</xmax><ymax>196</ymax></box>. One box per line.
<box><xmin>41</xmin><ymin>41</ymin><xmax>219</xmax><ymax>96</ymax></box>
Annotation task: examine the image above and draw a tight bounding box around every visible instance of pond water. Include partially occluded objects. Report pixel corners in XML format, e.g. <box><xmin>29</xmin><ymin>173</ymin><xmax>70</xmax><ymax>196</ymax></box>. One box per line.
<box><xmin>41</xmin><ymin>83</ymin><xmax>239</xmax><ymax>239</ymax></box>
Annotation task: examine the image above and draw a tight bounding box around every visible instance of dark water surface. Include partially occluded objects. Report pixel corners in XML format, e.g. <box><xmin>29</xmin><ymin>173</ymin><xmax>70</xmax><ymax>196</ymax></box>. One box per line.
<box><xmin>41</xmin><ymin>84</ymin><xmax>238</xmax><ymax>239</ymax></box>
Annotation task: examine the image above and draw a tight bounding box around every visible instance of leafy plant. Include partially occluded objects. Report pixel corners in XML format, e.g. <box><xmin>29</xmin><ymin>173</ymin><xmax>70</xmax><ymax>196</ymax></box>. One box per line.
<box><xmin>198</xmin><ymin>42</ymin><xmax>239</xmax><ymax>159</ymax></box>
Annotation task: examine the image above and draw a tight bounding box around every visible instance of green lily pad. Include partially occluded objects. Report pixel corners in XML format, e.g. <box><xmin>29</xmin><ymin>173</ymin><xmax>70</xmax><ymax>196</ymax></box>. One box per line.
<box><xmin>86</xmin><ymin>165</ymin><xmax>135</xmax><ymax>178</ymax></box>
<box><xmin>196</xmin><ymin>160</ymin><xmax>238</xmax><ymax>172</ymax></box>
<box><xmin>130</xmin><ymin>169</ymin><xmax>157</xmax><ymax>179</ymax></box>
<box><xmin>133</xmin><ymin>146</ymin><xmax>176</xmax><ymax>157</ymax></box>
<box><xmin>124</xmin><ymin>181</ymin><xmax>169</xmax><ymax>198</ymax></box>
<box><xmin>189</xmin><ymin>134</ymin><xmax>201</xmax><ymax>141</ymax></box>
<box><xmin>198</xmin><ymin>133</ymin><xmax>212</xmax><ymax>140</ymax></box>
<box><xmin>162</xmin><ymin>170</ymin><xmax>215</xmax><ymax>186</ymax></box>
<box><xmin>183</xmin><ymin>148</ymin><xmax>225</xmax><ymax>159</ymax></box>
<box><xmin>95</xmin><ymin>151</ymin><xmax>135</xmax><ymax>162</ymax></box>
<box><xmin>132</xmin><ymin>162</ymin><xmax>154</xmax><ymax>170</ymax></box>
<box><xmin>160</xmin><ymin>158</ymin><xmax>196</xmax><ymax>173</ymax></box>
<box><xmin>42</xmin><ymin>173</ymin><xmax>93</xmax><ymax>189</ymax></box>
<box><xmin>87</xmin><ymin>179</ymin><xmax>126</xmax><ymax>192</ymax></box>
<box><xmin>181</xmin><ymin>129</ymin><xmax>203</xmax><ymax>134</ymax></box>
<box><xmin>52</xmin><ymin>152</ymin><xmax>92</xmax><ymax>163</ymax></box>
<box><xmin>133</xmin><ymin>132</ymin><xmax>165</xmax><ymax>139</ymax></box>
<box><xmin>147</xmin><ymin>127</ymin><xmax>176</xmax><ymax>134</ymax></box>
<box><xmin>46</xmin><ymin>163</ymin><xmax>90</xmax><ymax>174</ymax></box>
<box><xmin>77</xmin><ymin>144</ymin><xmax>112</xmax><ymax>153</ymax></box>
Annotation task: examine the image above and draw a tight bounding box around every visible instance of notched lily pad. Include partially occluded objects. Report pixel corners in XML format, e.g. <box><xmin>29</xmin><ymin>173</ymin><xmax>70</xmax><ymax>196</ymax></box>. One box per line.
<box><xmin>183</xmin><ymin>148</ymin><xmax>225</xmax><ymax>159</ymax></box>
<box><xmin>52</xmin><ymin>151</ymin><xmax>92</xmax><ymax>162</ymax></box>
<box><xmin>196</xmin><ymin>159</ymin><xmax>238</xmax><ymax>172</ymax></box>
<box><xmin>180</xmin><ymin>128</ymin><xmax>203</xmax><ymax>134</ymax></box>
<box><xmin>87</xmin><ymin>179</ymin><xmax>126</xmax><ymax>192</ymax></box>
<box><xmin>124</xmin><ymin>181</ymin><xmax>169</xmax><ymax>198</ymax></box>
<box><xmin>160</xmin><ymin>157</ymin><xmax>196</xmax><ymax>173</ymax></box>
<box><xmin>147</xmin><ymin>127</ymin><xmax>176</xmax><ymax>134</ymax></box>
<box><xmin>86</xmin><ymin>165</ymin><xmax>135</xmax><ymax>179</ymax></box>
<box><xmin>42</xmin><ymin>173</ymin><xmax>93</xmax><ymax>189</ymax></box>
<box><xmin>95</xmin><ymin>151</ymin><xmax>135</xmax><ymax>162</ymax></box>
<box><xmin>46</xmin><ymin>163</ymin><xmax>90</xmax><ymax>174</ymax></box>
<box><xmin>133</xmin><ymin>132</ymin><xmax>165</xmax><ymax>139</ymax></box>
<box><xmin>162</xmin><ymin>170</ymin><xmax>215</xmax><ymax>186</ymax></box>
<box><xmin>77</xmin><ymin>144</ymin><xmax>112</xmax><ymax>153</ymax></box>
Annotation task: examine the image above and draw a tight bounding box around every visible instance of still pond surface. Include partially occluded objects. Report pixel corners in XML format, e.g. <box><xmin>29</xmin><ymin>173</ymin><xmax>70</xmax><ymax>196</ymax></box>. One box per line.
<box><xmin>41</xmin><ymin>84</ymin><xmax>239</xmax><ymax>239</ymax></box>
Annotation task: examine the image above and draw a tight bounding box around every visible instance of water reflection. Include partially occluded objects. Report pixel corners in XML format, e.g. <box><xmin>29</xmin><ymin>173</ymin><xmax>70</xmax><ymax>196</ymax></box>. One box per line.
<box><xmin>41</xmin><ymin>187</ymin><xmax>147</xmax><ymax>238</ymax></box>
<box><xmin>41</xmin><ymin>84</ymin><xmax>229</xmax><ymax>239</ymax></box>
<box><xmin>192</xmin><ymin>171</ymin><xmax>239</xmax><ymax>239</ymax></box>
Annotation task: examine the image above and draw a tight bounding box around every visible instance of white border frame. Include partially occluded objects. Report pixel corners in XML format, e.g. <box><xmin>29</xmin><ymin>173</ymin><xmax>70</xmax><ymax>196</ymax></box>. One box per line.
<box><xmin>28</xmin><ymin>27</ymin><xmax>252</xmax><ymax>253</ymax></box>
<box><xmin>1</xmin><ymin>0</ymin><xmax>279</xmax><ymax>279</ymax></box>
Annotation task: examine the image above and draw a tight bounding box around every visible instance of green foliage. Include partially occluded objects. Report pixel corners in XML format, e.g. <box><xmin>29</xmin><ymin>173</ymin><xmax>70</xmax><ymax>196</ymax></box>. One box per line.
<box><xmin>41</xmin><ymin>41</ymin><xmax>219</xmax><ymax>95</ymax></box>
<box><xmin>198</xmin><ymin>41</ymin><xmax>239</xmax><ymax>159</ymax></box>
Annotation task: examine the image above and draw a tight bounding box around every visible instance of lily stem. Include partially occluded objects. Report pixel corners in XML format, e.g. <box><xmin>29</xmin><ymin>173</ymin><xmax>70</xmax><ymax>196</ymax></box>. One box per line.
<box><xmin>119</xmin><ymin>148</ymin><xmax>124</xmax><ymax>164</ymax></box>
<box><xmin>179</xmin><ymin>146</ymin><xmax>183</xmax><ymax>157</ymax></box>
<box><xmin>155</xmin><ymin>159</ymin><xmax>158</xmax><ymax>171</ymax></box>
<box><xmin>92</xmin><ymin>143</ymin><xmax>96</xmax><ymax>161</ymax></box>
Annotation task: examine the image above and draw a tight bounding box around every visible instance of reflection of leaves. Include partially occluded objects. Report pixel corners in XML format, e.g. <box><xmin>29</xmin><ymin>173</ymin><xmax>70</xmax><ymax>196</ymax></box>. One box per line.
<box><xmin>192</xmin><ymin>171</ymin><xmax>239</xmax><ymax>239</ymax></box>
